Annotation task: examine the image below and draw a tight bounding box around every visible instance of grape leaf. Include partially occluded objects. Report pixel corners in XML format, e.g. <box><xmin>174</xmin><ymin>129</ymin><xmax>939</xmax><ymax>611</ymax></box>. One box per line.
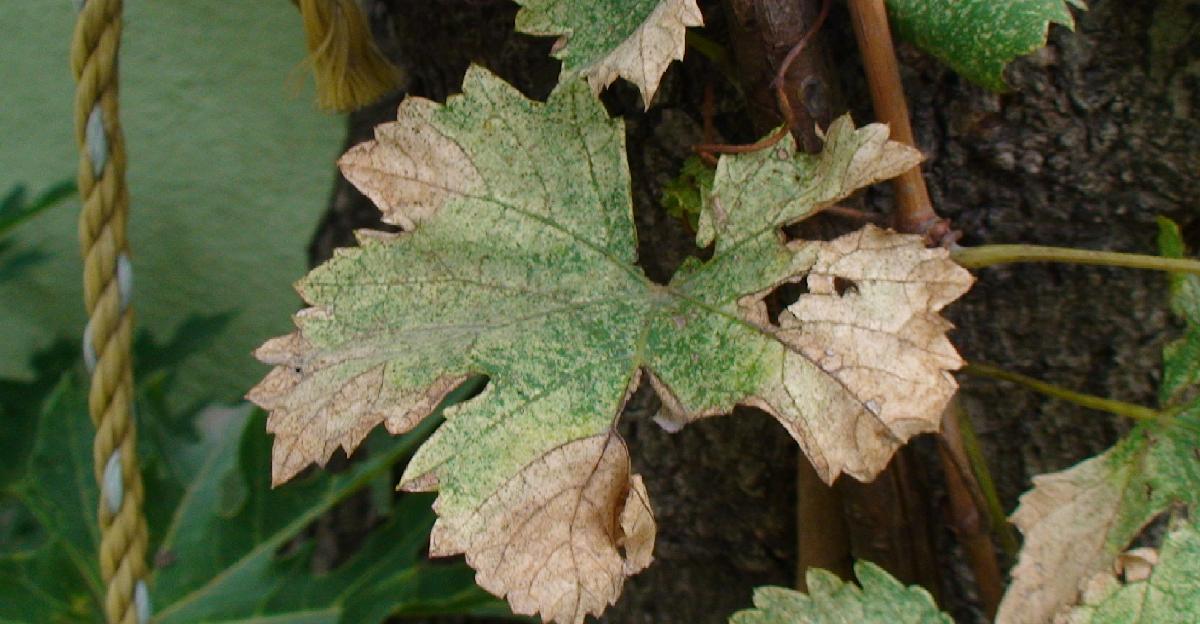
<box><xmin>250</xmin><ymin>66</ymin><xmax>973</xmax><ymax>623</ymax></box>
<box><xmin>996</xmin><ymin>219</ymin><xmax>1200</xmax><ymax>624</ymax></box>
<box><xmin>887</xmin><ymin>0</ymin><xmax>1086</xmax><ymax>91</ymax></box>
<box><xmin>729</xmin><ymin>561</ymin><xmax>952</xmax><ymax>624</ymax></box>
<box><xmin>514</xmin><ymin>0</ymin><xmax>703</xmax><ymax>106</ymax></box>
<box><xmin>1057</xmin><ymin>523</ymin><xmax>1200</xmax><ymax>624</ymax></box>
<box><xmin>0</xmin><ymin>361</ymin><xmax>501</xmax><ymax>622</ymax></box>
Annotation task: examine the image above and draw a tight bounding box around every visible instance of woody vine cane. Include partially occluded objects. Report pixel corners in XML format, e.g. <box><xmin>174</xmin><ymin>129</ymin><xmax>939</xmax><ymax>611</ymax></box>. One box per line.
<box><xmin>70</xmin><ymin>1</ymin><xmax>151</xmax><ymax>622</ymax></box>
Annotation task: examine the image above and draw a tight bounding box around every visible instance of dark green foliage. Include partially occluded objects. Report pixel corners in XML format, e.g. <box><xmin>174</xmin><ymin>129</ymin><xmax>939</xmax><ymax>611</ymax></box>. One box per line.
<box><xmin>0</xmin><ymin>321</ymin><xmax>503</xmax><ymax>623</ymax></box>
<box><xmin>660</xmin><ymin>156</ymin><xmax>713</xmax><ymax>231</ymax></box>
<box><xmin>0</xmin><ymin>179</ymin><xmax>75</xmax><ymax>283</ymax></box>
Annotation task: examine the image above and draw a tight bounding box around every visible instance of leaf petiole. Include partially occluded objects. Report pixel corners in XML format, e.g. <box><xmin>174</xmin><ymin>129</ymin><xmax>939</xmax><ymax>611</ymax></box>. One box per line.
<box><xmin>962</xmin><ymin>362</ymin><xmax>1162</xmax><ymax>422</ymax></box>
<box><xmin>952</xmin><ymin>244</ymin><xmax>1200</xmax><ymax>275</ymax></box>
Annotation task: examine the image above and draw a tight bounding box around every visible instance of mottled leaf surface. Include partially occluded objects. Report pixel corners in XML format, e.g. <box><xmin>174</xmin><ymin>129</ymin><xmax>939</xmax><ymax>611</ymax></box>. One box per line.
<box><xmin>514</xmin><ymin>0</ymin><xmax>702</xmax><ymax>105</ymax></box>
<box><xmin>887</xmin><ymin>0</ymin><xmax>1086</xmax><ymax>91</ymax></box>
<box><xmin>997</xmin><ymin>219</ymin><xmax>1200</xmax><ymax>624</ymax></box>
<box><xmin>1058</xmin><ymin>523</ymin><xmax>1200</xmax><ymax>624</ymax></box>
<box><xmin>251</xmin><ymin>67</ymin><xmax>973</xmax><ymax>622</ymax></box>
<box><xmin>730</xmin><ymin>562</ymin><xmax>952</xmax><ymax>624</ymax></box>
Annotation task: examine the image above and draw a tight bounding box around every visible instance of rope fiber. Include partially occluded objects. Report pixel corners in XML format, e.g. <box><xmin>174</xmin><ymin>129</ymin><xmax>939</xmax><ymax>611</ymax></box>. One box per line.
<box><xmin>292</xmin><ymin>0</ymin><xmax>403</xmax><ymax>112</ymax></box>
<box><xmin>66</xmin><ymin>3</ymin><xmax>392</xmax><ymax>619</ymax></box>
<box><xmin>70</xmin><ymin>0</ymin><xmax>151</xmax><ymax>621</ymax></box>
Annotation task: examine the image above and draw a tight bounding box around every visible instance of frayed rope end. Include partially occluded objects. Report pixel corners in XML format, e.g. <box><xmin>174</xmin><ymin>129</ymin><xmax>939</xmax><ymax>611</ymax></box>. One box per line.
<box><xmin>295</xmin><ymin>0</ymin><xmax>403</xmax><ymax>113</ymax></box>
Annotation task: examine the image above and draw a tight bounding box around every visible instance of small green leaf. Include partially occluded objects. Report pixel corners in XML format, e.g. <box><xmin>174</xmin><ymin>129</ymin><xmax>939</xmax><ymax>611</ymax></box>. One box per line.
<box><xmin>514</xmin><ymin>0</ymin><xmax>703</xmax><ymax>105</ymax></box>
<box><xmin>887</xmin><ymin>0</ymin><xmax>1086</xmax><ymax>91</ymax></box>
<box><xmin>1157</xmin><ymin>217</ymin><xmax>1200</xmax><ymax>404</ymax></box>
<box><xmin>252</xmin><ymin>67</ymin><xmax>973</xmax><ymax>622</ymax></box>
<box><xmin>1156</xmin><ymin>217</ymin><xmax>1200</xmax><ymax>323</ymax></box>
<box><xmin>660</xmin><ymin>156</ymin><xmax>713</xmax><ymax>231</ymax></box>
<box><xmin>1060</xmin><ymin>523</ymin><xmax>1200</xmax><ymax>624</ymax></box>
<box><xmin>730</xmin><ymin>562</ymin><xmax>952</xmax><ymax>623</ymax></box>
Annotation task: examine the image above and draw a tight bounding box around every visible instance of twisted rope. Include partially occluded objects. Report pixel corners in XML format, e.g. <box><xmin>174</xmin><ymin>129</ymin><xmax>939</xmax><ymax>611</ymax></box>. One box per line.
<box><xmin>70</xmin><ymin>1</ymin><xmax>150</xmax><ymax>622</ymax></box>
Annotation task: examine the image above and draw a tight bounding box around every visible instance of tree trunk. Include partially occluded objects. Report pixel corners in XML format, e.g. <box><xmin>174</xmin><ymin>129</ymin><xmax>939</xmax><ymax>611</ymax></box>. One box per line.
<box><xmin>308</xmin><ymin>1</ymin><xmax>1200</xmax><ymax>622</ymax></box>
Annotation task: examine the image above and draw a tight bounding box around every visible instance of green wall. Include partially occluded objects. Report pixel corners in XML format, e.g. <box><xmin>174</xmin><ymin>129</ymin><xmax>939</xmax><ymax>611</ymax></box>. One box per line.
<box><xmin>0</xmin><ymin>1</ymin><xmax>344</xmax><ymax>404</ymax></box>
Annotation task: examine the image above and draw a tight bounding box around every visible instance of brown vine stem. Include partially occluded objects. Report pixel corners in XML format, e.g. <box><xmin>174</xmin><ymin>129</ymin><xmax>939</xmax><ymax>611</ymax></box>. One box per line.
<box><xmin>719</xmin><ymin>0</ymin><xmax>858</xmax><ymax>591</ymax></box>
<box><xmin>694</xmin><ymin>0</ymin><xmax>831</xmax><ymax>159</ymax></box>
<box><xmin>953</xmin><ymin>400</ymin><xmax>1020</xmax><ymax>560</ymax></box>
<box><xmin>938</xmin><ymin>398</ymin><xmax>1009</xmax><ymax>619</ymax></box>
<box><xmin>846</xmin><ymin>2</ymin><xmax>1007</xmax><ymax>609</ymax></box>
<box><xmin>846</xmin><ymin>0</ymin><xmax>940</xmax><ymax>235</ymax></box>
<box><xmin>795</xmin><ymin>453</ymin><xmax>853</xmax><ymax>588</ymax></box>
<box><xmin>935</xmin><ymin>398</ymin><xmax>1005</xmax><ymax>616</ymax></box>
<box><xmin>952</xmin><ymin>244</ymin><xmax>1200</xmax><ymax>275</ymax></box>
<box><xmin>963</xmin><ymin>363</ymin><xmax>1161</xmax><ymax>421</ymax></box>
<box><xmin>821</xmin><ymin>204</ymin><xmax>886</xmax><ymax>224</ymax></box>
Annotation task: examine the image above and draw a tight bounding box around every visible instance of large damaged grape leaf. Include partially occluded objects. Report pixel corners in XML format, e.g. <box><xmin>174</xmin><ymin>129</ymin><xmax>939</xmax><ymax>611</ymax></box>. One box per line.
<box><xmin>249</xmin><ymin>66</ymin><xmax>973</xmax><ymax>623</ymax></box>
<box><xmin>730</xmin><ymin>562</ymin><xmax>952</xmax><ymax>624</ymax></box>
<box><xmin>513</xmin><ymin>0</ymin><xmax>702</xmax><ymax>106</ymax></box>
<box><xmin>1057</xmin><ymin>523</ymin><xmax>1200</xmax><ymax>624</ymax></box>
<box><xmin>887</xmin><ymin>0</ymin><xmax>1086</xmax><ymax>91</ymax></box>
<box><xmin>997</xmin><ymin>414</ymin><xmax>1200</xmax><ymax>624</ymax></box>
<box><xmin>995</xmin><ymin>219</ymin><xmax>1200</xmax><ymax>624</ymax></box>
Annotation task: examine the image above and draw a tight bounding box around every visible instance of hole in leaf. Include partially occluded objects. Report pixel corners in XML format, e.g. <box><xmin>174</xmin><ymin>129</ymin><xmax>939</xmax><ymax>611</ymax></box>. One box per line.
<box><xmin>764</xmin><ymin>278</ymin><xmax>810</xmax><ymax>326</ymax></box>
<box><xmin>833</xmin><ymin>277</ymin><xmax>858</xmax><ymax>297</ymax></box>
<box><xmin>617</xmin><ymin>377</ymin><xmax>661</xmax><ymax>444</ymax></box>
<box><xmin>626</xmin><ymin>106</ymin><xmax>711</xmax><ymax>284</ymax></box>
<box><xmin>782</xmin><ymin>206</ymin><xmax>877</xmax><ymax>243</ymax></box>
<box><xmin>1127</xmin><ymin>512</ymin><xmax>1172</xmax><ymax>552</ymax></box>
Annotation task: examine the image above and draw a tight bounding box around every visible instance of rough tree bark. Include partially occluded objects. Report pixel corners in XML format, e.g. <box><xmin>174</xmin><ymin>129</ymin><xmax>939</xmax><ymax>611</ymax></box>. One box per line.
<box><xmin>307</xmin><ymin>1</ymin><xmax>1200</xmax><ymax>622</ymax></box>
